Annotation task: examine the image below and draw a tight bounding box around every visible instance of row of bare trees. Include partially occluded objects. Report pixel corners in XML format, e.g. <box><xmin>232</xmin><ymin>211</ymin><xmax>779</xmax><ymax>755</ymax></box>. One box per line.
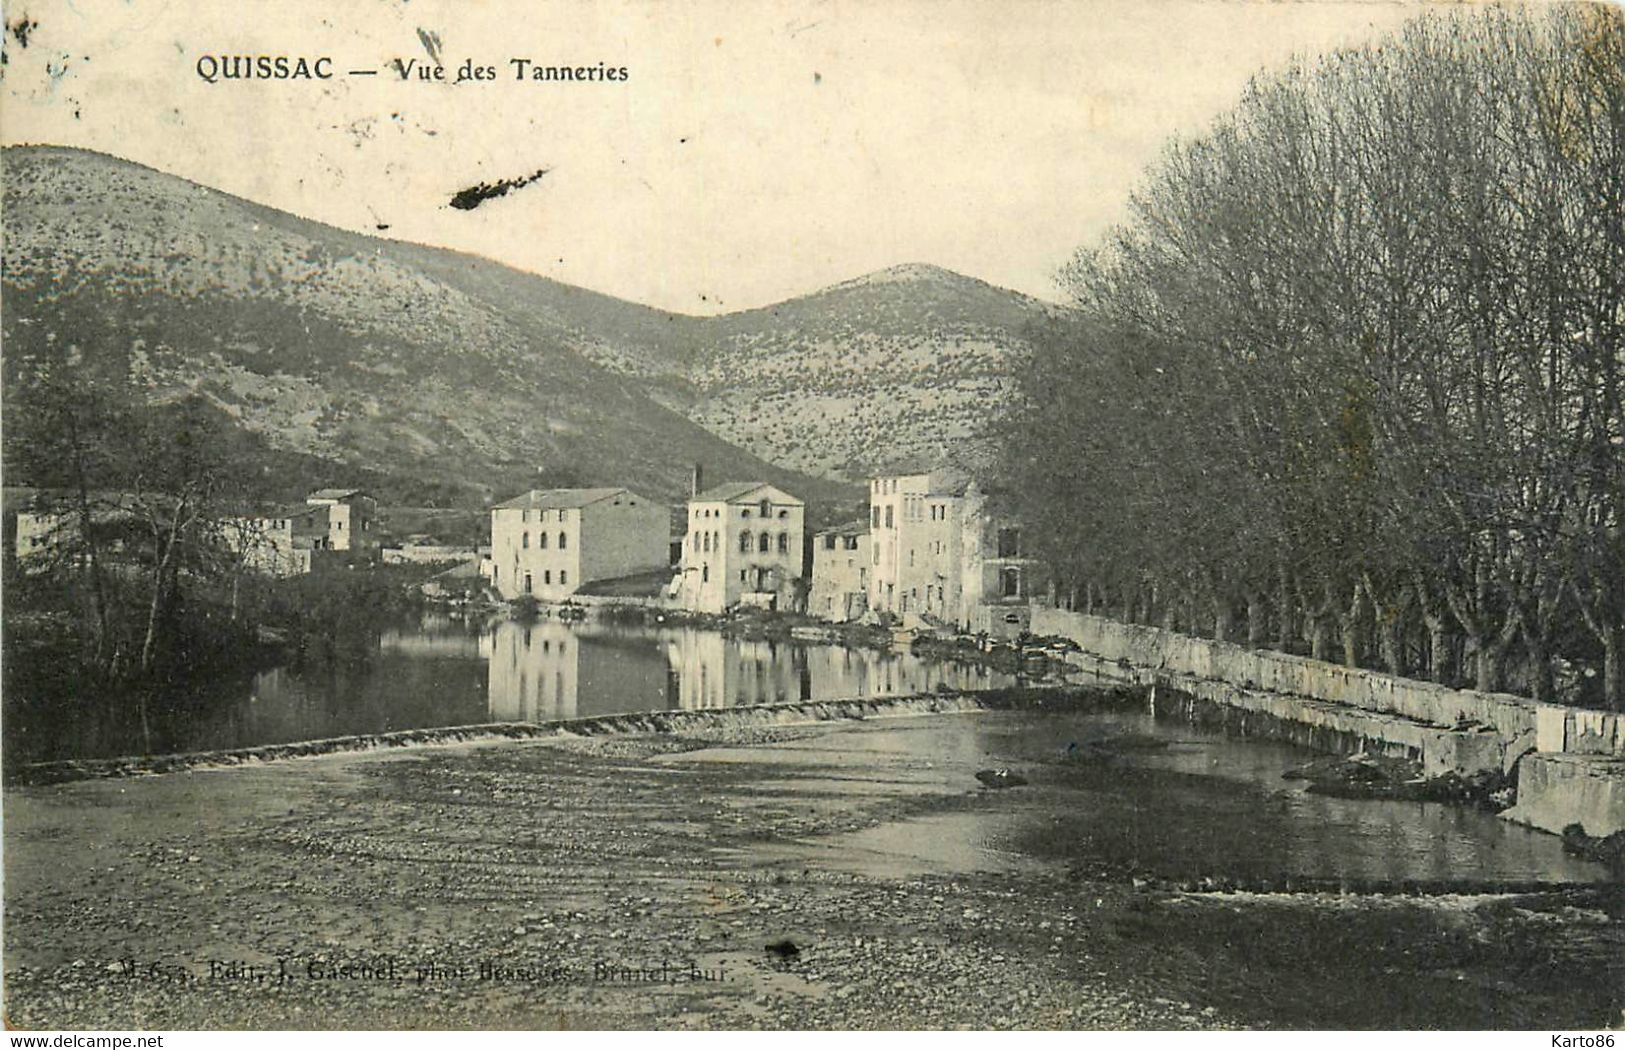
<box><xmin>1000</xmin><ymin>5</ymin><xmax>1624</xmax><ymax>707</ymax></box>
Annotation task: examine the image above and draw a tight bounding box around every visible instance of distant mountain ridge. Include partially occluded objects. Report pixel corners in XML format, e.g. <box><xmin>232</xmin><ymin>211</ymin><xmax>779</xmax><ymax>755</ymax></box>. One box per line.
<box><xmin>1</xmin><ymin>145</ymin><xmax>1058</xmax><ymax>508</ymax></box>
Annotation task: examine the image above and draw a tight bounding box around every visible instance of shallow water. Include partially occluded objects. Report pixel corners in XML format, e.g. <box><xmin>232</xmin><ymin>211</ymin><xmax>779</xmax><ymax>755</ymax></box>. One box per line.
<box><xmin>787</xmin><ymin>711</ymin><xmax>1610</xmax><ymax>887</ymax></box>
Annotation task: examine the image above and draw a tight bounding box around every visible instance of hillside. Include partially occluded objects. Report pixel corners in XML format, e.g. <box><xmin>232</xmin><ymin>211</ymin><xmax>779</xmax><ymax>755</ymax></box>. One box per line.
<box><xmin>673</xmin><ymin>264</ymin><xmax>1059</xmax><ymax>479</ymax></box>
<box><xmin>2</xmin><ymin>145</ymin><xmax>1056</xmax><ymax>509</ymax></box>
<box><xmin>0</xmin><ymin>145</ymin><xmax>850</xmax><ymax>509</ymax></box>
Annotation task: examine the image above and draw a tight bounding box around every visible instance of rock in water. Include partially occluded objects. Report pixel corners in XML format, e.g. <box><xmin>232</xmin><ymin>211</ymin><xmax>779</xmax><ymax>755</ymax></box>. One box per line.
<box><xmin>975</xmin><ymin>768</ymin><xmax>1028</xmax><ymax>789</ymax></box>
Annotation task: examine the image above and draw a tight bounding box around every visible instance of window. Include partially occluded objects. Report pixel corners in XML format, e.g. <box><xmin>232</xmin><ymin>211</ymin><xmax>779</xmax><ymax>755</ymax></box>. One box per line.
<box><xmin>558</xmin><ymin>531</ymin><xmax>567</xmax><ymax>549</ymax></box>
<box><xmin>777</xmin><ymin>532</ymin><xmax>788</xmax><ymax>554</ymax></box>
<box><xmin>703</xmin><ymin>533</ymin><xmax>711</xmax><ymax>553</ymax></box>
<box><xmin>522</xmin><ymin>510</ymin><xmax>530</xmax><ymax>523</ymax></box>
<box><xmin>741</xmin><ymin>531</ymin><xmax>752</xmax><ymax>553</ymax></box>
<box><xmin>871</xmin><ymin>506</ymin><xmax>880</xmax><ymax>528</ymax></box>
<box><xmin>524</xmin><ymin>573</ymin><xmax>533</xmax><ymax>594</ymax></box>
<box><xmin>712</xmin><ymin>531</ymin><xmax>719</xmax><ymax>551</ymax></box>
<box><xmin>560</xmin><ymin>570</ymin><xmax>567</xmax><ymax>586</ymax></box>
<box><xmin>778</xmin><ymin>510</ymin><xmax>788</xmax><ymax>519</ymax></box>
<box><xmin>885</xmin><ymin>506</ymin><xmax>894</xmax><ymax>528</ymax></box>
<box><xmin>522</xmin><ymin>532</ymin><xmax>530</xmax><ymax>549</ymax></box>
<box><xmin>997</xmin><ymin>528</ymin><xmax>1021</xmax><ymax>559</ymax></box>
<box><xmin>759</xmin><ymin>499</ymin><xmax>771</xmax><ymax>517</ymax></box>
<box><xmin>544</xmin><ymin>570</ymin><xmax>552</xmax><ymax>584</ymax></box>
<box><xmin>742</xmin><ymin>508</ymin><xmax>751</xmax><ymax>518</ymax></box>
<box><xmin>702</xmin><ymin>565</ymin><xmax>709</xmax><ymax>583</ymax></box>
<box><xmin>844</xmin><ymin>535</ymin><xmax>859</xmax><ymax>551</ymax></box>
<box><xmin>758</xmin><ymin>533</ymin><xmax>771</xmax><ymax>553</ymax></box>
<box><xmin>1000</xmin><ymin>566</ymin><xmax>1022</xmax><ymax>597</ymax></box>
<box><xmin>693</xmin><ymin>533</ymin><xmax>700</xmax><ymax>551</ymax></box>
<box><xmin>539</xmin><ymin>532</ymin><xmax>549</xmax><ymax>549</ymax></box>
<box><xmin>823</xmin><ymin>535</ymin><xmax>837</xmax><ymax>551</ymax></box>
<box><xmin>740</xmin><ymin>570</ymin><xmax>748</xmax><ymax>582</ymax></box>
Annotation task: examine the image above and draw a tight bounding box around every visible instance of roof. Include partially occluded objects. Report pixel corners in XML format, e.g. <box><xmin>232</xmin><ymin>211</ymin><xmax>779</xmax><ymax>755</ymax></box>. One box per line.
<box><xmin>228</xmin><ymin>502</ymin><xmax>327</xmax><ymax>520</ymax></box>
<box><xmin>872</xmin><ymin>468</ymin><xmax>972</xmax><ymax>497</ymax></box>
<box><xmin>491</xmin><ymin>487</ymin><xmax>634</xmax><ymax>511</ymax></box>
<box><xmin>815</xmin><ymin>518</ymin><xmax>869</xmax><ymax>537</ymax></box>
<box><xmin>307</xmin><ymin>488</ymin><xmax>371</xmax><ymax>502</ymax></box>
<box><xmin>691</xmin><ymin>481</ymin><xmax>803</xmax><ymax>505</ymax></box>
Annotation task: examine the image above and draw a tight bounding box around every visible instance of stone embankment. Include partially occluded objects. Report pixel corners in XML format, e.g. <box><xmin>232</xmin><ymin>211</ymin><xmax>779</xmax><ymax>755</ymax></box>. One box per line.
<box><xmin>1032</xmin><ymin>609</ymin><xmax>1625</xmax><ymax>838</ymax></box>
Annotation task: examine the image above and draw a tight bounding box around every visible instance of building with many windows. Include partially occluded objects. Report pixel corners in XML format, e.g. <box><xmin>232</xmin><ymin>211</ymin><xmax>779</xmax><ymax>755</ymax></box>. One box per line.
<box><xmin>674</xmin><ymin>482</ymin><xmax>805</xmax><ymax>614</ymax></box>
<box><xmin>863</xmin><ymin>471</ymin><xmax>1042</xmax><ymax>636</ymax></box>
<box><xmin>867</xmin><ymin>470</ymin><xmax>966</xmax><ymax>624</ymax></box>
<box><xmin>487</xmin><ymin>488</ymin><xmax>668</xmax><ymax>601</ymax></box>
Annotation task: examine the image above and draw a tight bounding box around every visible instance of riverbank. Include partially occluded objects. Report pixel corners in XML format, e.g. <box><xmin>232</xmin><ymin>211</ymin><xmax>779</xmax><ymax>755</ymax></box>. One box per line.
<box><xmin>5</xmin><ymin>709</ymin><xmax>1621</xmax><ymax>1029</ymax></box>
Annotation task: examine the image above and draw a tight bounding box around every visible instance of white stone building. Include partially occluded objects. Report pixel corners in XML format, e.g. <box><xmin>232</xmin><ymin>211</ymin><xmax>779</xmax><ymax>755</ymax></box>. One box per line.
<box><xmin>488</xmin><ymin>488</ymin><xmax>668</xmax><ymax>601</ymax></box>
<box><xmin>867</xmin><ymin>470</ymin><xmax>966</xmax><ymax>625</ymax></box>
<box><xmin>675</xmin><ymin>482</ymin><xmax>805</xmax><ymax>614</ymax></box>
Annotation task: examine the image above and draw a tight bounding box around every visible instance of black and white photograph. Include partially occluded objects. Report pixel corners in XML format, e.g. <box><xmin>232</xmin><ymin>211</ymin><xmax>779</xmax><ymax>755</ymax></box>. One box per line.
<box><xmin>1</xmin><ymin>0</ymin><xmax>1621</xmax><ymax>1035</ymax></box>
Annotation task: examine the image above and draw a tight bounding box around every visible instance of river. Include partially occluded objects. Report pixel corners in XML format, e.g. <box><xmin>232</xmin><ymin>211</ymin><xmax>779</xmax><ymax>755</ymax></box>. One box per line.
<box><xmin>10</xmin><ymin>610</ymin><xmax>1609</xmax><ymax>887</ymax></box>
<box><xmin>9</xmin><ymin>612</ymin><xmax>1013</xmax><ymax>764</ymax></box>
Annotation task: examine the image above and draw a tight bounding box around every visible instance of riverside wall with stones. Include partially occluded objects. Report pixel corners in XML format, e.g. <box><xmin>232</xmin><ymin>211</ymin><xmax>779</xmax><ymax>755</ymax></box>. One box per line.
<box><xmin>1032</xmin><ymin>608</ymin><xmax>1625</xmax><ymax>837</ymax></box>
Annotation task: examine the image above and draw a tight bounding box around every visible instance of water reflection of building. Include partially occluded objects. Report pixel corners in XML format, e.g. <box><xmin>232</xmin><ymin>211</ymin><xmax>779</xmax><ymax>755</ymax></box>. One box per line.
<box><xmin>664</xmin><ymin>633</ymin><xmax>809</xmax><ymax>709</ymax></box>
<box><xmin>486</xmin><ymin>620</ymin><xmax>676</xmax><ymax>722</ymax></box>
<box><xmin>667</xmin><ymin>632</ymin><xmax>1012</xmax><ymax>709</ymax></box>
<box><xmin>486</xmin><ymin>621</ymin><xmax>1014</xmax><ymax>723</ymax></box>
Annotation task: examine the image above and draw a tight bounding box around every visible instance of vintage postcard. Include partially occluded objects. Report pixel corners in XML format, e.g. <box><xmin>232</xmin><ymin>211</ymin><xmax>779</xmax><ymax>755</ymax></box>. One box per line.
<box><xmin>2</xmin><ymin>0</ymin><xmax>1621</xmax><ymax>1035</ymax></box>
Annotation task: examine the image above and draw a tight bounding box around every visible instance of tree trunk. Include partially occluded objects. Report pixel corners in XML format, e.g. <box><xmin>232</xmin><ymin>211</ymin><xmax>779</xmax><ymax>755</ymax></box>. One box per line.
<box><xmin>1338</xmin><ymin>580</ymin><xmax>1365</xmax><ymax>668</ymax></box>
<box><xmin>1414</xmin><ymin>576</ymin><xmax>1453</xmax><ymax>684</ymax></box>
<box><xmin>1605</xmin><ymin>629</ymin><xmax>1622</xmax><ymax>712</ymax></box>
<box><xmin>1427</xmin><ymin>616</ymin><xmax>1452</xmax><ymax>684</ymax></box>
<box><xmin>1364</xmin><ymin>574</ymin><xmax>1411</xmax><ymax>677</ymax></box>
<box><xmin>66</xmin><ymin>416</ymin><xmax>114</xmax><ymax>670</ymax></box>
<box><xmin>1275</xmin><ymin>564</ymin><xmax>1293</xmax><ymax>652</ymax></box>
<box><xmin>1475</xmin><ymin>613</ymin><xmax>1520</xmax><ymax>693</ymax></box>
<box><xmin>1309</xmin><ymin>618</ymin><xmax>1332</xmax><ymax>662</ymax></box>
<box><xmin>1525</xmin><ymin>634</ymin><xmax>1554</xmax><ymax>703</ymax></box>
<box><xmin>1572</xmin><ymin>578</ymin><xmax>1624</xmax><ymax>711</ymax></box>
<box><xmin>1213</xmin><ymin>594</ymin><xmax>1232</xmax><ymax>643</ymax></box>
<box><xmin>1246</xmin><ymin>592</ymin><xmax>1268</xmax><ymax>648</ymax></box>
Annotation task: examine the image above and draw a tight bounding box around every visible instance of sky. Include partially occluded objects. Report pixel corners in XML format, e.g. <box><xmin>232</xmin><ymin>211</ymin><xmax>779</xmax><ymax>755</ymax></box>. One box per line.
<box><xmin>2</xmin><ymin>0</ymin><xmax>1451</xmax><ymax>313</ymax></box>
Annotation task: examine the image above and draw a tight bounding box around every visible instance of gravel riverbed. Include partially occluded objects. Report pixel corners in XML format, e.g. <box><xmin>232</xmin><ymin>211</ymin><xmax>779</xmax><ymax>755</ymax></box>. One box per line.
<box><xmin>5</xmin><ymin>712</ymin><xmax>1621</xmax><ymax>1029</ymax></box>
